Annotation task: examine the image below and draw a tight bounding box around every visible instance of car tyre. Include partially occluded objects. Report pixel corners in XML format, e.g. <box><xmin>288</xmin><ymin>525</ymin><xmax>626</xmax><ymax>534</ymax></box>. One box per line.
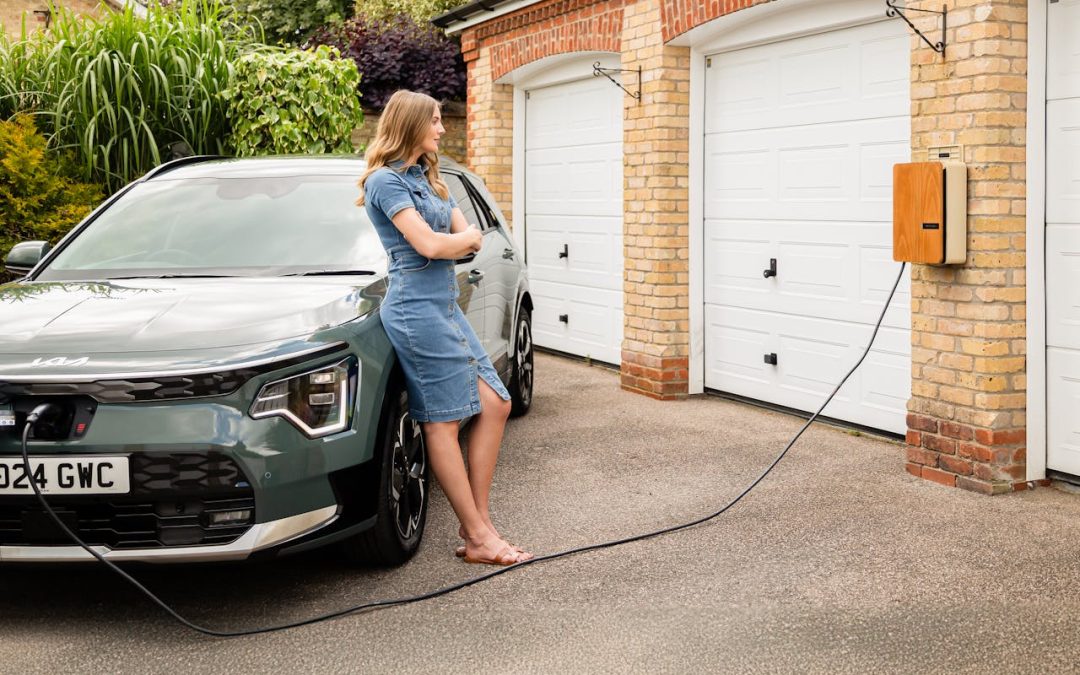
<box><xmin>343</xmin><ymin>378</ymin><xmax>428</xmax><ymax>566</ymax></box>
<box><xmin>509</xmin><ymin>308</ymin><xmax>534</xmax><ymax>417</ymax></box>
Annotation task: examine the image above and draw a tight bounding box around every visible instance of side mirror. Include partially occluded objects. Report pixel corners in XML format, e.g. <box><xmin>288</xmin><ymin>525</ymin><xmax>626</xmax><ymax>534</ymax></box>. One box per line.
<box><xmin>4</xmin><ymin>241</ymin><xmax>51</xmax><ymax>277</ymax></box>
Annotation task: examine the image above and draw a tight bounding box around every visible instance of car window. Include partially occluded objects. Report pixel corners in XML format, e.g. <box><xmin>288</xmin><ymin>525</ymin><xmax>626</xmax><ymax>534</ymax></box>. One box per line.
<box><xmin>445</xmin><ymin>173</ymin><xmax>488</xmax><ymax>230</ymax></box>
<box><xmin>37</xmin><ymin>175</ymin><xmax>389</xmax><ymax>280</ymax></box>
<box><xmin>462</xmin><ymin>173</ymin><xmax>507</xmax><ymax>229</ymax></box>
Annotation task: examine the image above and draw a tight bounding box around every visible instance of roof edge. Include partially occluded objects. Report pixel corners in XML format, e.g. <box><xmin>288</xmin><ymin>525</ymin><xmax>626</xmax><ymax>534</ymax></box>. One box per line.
<box><xmin>432</xmin><ymin>0</ymin><xmax>543</xmax><ymax>33</ymax></box>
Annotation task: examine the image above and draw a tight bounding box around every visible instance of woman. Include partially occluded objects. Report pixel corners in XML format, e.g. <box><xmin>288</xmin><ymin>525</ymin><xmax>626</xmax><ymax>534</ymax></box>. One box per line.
<box><xmin>357</xmin><ymin>90</ymin><xmax>532</xmax><ymax>566</ymax></box>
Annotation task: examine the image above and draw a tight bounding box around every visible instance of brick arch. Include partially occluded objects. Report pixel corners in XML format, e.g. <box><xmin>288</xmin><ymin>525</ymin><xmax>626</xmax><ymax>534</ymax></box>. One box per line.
<box><xmin>660</xmin><ymin>0</ymin><xmax>777</xmax><ymax>43</ymax></box>
<box><xmin>490</xmin><ymin>32</ymin><xmax>621</xmax><ymax>82</ymax></box>
<box><xmin>459</xmin><ymin>0</ymin><xmax>628</xmax><ymax>82</ymax></box>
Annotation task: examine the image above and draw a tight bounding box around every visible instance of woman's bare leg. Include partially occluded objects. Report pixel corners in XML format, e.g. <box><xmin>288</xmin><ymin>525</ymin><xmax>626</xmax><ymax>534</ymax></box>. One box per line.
<box><xmin>423</xmin><ymin>419</ymin><xmax>521</xmax><ymax>561</ymax></box>
<box><xmin>465</xmin><ymin>379</ymin><xmax>512</xmax><ymax>533</ymax></box>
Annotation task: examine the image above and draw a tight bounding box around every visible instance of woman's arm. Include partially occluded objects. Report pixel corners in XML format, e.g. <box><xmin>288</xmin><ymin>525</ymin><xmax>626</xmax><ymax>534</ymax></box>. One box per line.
<box><xmin>391</xmin><ymin>207</ymin><xmax>482</xmax><ymax>260</ymax></box>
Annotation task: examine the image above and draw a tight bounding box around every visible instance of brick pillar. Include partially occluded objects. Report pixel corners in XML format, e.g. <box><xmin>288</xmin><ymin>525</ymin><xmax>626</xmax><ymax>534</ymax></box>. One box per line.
<box><xmin>905</xmin><ymin>0</ymin><xmax>1033</xmax><ymax>494</ymax></box>
<box><xmin>620</xmin><ymin>0</ymin><xmax>691</xmax><ymax>399</ymax></box>
<box><xmin>462</xmin><ymin>36</ymin><xmax>514</xmax><ymax>226</ymax></box>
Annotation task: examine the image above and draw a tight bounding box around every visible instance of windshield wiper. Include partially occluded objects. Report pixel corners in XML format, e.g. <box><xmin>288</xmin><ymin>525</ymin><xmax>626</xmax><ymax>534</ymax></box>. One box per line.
<box><xmin>107</xmin><ymin>274</ymin><xmax>240</xmax><ymax>280</ymax></box>
<box><xmin>284</xmin><ymin>270</ymin><xmax>378</xmax><ymax>277</ymax></box>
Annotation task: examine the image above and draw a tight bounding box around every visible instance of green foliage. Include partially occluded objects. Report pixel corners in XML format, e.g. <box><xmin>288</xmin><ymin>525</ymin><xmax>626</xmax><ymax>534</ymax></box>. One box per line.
<box><xmin>0</xmin><ymin>1</ymin><xmax>259</xmax><ymax>193</ymax></box>
<box><xmin>353</xmin><ymin>0</ymin><xmax>461</xmax><ymax>23</ymax></box>
<box><xmin>224</xmin><ymin>45</ymin><xmax>363</xmax><ymax>156</ymax></box>
<box><xmin>0</xmin><ymin>115</ymin><xmax>103</xmax><ymax>266</ymax></box>
<box><xmin>226</xmin><ymin>0</ymin><xmax>353</xmax><ymax>44</ymax></box>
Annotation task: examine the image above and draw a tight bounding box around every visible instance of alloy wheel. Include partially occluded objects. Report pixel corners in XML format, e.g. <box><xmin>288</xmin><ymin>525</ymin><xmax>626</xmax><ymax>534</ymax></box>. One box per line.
<box><xmin>516</xmin><ymin>316</ymin><xmax>534</xmax><ymax>407</ymax></box>
<box><xmin>389</xmin><ymin>408</ymin><xmax>425</xmax><ymax>540</ymax></box>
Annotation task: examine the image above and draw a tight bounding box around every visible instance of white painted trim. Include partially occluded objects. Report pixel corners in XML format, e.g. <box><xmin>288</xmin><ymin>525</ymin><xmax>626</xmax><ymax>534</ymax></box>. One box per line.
<box><xmin>441</xmin><ymin>0</ymin><xmax>544</xmax><ymax>36</ymax></box>
<box><xmin>496</xmin><ymin>52</ymin><xmax>621</xmax><ymax>88</ymax></box>
<box><xmin>669</xmin><ymin>0</ymin><xmax>886</xmax><ymax>52</ymax></box>
<box><xmin>688</xmin><ymin>50</ymin><xmax>705</xmax><ymax>395</ymax></box>
<box><xmin>1026</xmin><ymin>0</ymin><xmax>1048</xmax><ymax>482</ymax></box>
<box><xmin>512</xmin><ymin>86</ymin><xmax>527</xmax><ymax>258</ymax></box>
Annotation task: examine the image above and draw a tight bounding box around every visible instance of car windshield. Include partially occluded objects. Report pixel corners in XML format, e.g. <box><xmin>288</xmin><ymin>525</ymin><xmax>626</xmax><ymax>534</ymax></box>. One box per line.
<box><xmin>36</xmin><ymin>173</ymin><xmax>388</xmax><ymax>281</ymax></box>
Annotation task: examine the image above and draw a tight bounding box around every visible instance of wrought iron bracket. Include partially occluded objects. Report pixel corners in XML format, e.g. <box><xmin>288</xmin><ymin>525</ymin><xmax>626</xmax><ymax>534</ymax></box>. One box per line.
<box><xmin>886</xmin><ymin>1</ymin><xmax>947</xmax><ymax>58</ymax></box>
<box><xmin>592</xmin><ymin>62</ymin><xmax>642</xmax><ymax>102</ymax></box>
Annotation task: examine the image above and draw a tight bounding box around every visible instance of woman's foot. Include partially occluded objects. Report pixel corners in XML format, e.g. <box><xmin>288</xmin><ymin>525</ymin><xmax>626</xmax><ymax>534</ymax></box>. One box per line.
<box><xmin>457</xmin><ymin>522</ymin><xmax>524</xmax><ymax>557</ymax></box>
<box><xmin>462</xmin><ymin>535</ymin><xmax>533</xmax><ymax>566</ymax></box>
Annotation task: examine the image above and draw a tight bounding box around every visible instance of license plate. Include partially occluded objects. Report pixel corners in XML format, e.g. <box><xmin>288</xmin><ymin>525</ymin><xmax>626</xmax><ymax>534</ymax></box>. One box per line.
<box><xmin>0</xmin><ymin>457</ymin><xmax>129</xmax><ymax>495</ymax></box>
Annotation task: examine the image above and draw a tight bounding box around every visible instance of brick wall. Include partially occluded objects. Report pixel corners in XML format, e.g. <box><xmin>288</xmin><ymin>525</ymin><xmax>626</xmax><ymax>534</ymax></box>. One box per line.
<box><xmin>462</xmin><ymin>46</ymin><xmax>514</xmax><ymax>223</ymax></box>
<box><xmin>620</xmin><ymin>0</ymin><xmax>691</xmax><ymax>399</ymax></box>
<box><xmin>904</xmin><ymin>0</ymin><xmax>1034</xmax><ymax>494</ymax></box>
<box><xmin>351</xmin><ymin>102</ymin><xmax>468</xmax><ymax>164</ymax></box>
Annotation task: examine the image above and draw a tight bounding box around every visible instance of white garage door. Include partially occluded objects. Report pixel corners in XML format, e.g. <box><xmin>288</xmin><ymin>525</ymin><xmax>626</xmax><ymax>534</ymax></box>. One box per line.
<box><xmin>525</xmin><ymin>75</ymin><xmax>623</xmax><ymax>365</ymax></box>
<box><xmin>1046</xmin><ymin>0</ymin><xmax>1080</xmax><ymax>476</ymax></box>
<box><xmin>702</xmin><ymin>19</ymin><xmax>912</xmax><ymax>434</ymax></box>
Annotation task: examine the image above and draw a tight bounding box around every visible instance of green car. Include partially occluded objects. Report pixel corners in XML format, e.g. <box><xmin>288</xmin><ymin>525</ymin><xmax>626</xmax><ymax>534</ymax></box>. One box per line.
<box><xmin>0</xmin><ymin>156</ymin><xmax>534</xmax><ymax>565</ymax></box>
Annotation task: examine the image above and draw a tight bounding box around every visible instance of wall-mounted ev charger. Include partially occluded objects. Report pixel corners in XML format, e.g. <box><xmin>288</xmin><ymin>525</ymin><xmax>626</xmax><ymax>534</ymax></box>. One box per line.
<box><xmin>892</xmin><ymin>155</ymin><xmax>967</xmax><ymax>265</ymax></box>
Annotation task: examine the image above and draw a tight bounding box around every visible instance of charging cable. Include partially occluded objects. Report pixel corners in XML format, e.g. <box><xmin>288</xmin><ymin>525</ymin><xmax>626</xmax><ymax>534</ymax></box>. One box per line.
<box><xmin>18</xmin><ymin>262</ymin><xmax>907</xmax><ymax>637</ymax></box>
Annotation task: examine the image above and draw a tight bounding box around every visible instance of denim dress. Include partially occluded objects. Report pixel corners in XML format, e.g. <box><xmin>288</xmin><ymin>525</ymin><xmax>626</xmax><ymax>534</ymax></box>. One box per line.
<box><xmin>364</xmin><ymin>161</ymin><xmax>511</xmax><ymax>423</ymax></box>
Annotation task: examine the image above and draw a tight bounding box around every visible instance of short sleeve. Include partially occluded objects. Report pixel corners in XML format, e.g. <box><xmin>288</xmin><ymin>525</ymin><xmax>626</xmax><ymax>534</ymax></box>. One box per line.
<box><xmin>365</xmin><ymin>169</ymin><xmax>414</xmax><ymax>220</ymax></box>
<box><xmin>447</xmin><ymin>191</ymin><xmax>458</xmax><ymax>209</ymax></box>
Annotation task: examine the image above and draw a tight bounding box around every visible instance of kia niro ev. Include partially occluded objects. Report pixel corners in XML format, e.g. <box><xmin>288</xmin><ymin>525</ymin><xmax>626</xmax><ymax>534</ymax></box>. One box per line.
<box><xmin>0</xmin><ymin>156</ymin><xmax>534</xmax><ymax>565</ymax></box>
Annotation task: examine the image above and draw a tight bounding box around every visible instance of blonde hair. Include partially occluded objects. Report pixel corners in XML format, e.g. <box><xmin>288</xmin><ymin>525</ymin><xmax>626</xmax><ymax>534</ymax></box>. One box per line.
<box><xmin>356</xmin><ymin>90</ymin><xmax>449</xmax><ymax>206</ymax></box>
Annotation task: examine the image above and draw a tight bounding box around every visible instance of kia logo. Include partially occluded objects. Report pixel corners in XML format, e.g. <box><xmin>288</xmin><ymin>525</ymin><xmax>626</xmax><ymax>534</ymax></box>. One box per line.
<box><xmin>30</xmin><ymin>357</ymin><xmax>90</xmax><ymax>368</ymax></box>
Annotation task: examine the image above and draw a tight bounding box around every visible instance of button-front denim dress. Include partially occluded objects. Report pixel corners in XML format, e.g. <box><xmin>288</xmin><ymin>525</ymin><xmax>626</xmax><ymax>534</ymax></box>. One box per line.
<box><xmin>364</xmin><ymin>161</ymin><xmax>511</xmax><ymax>423</ymax></box>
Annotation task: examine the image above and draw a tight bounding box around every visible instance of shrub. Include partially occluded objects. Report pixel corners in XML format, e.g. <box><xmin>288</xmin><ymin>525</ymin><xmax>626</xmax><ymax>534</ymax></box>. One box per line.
<box><xmin>225</xmin><ymin>0</ymin><xmax>353</xmax><ymax>45</ymax></box>
<box><xmin>0</xmin><ymin>1</ymin><xmax>257</xmax><ymax>192</ymax></box>
<box><xmin>224</xmin><ymin>45</ymin><xmax>363</xmax><ymax>156</ymax></box>
<box><xmin>312</xmin><ymin>14</ymin><xmax>465</xmax><ymax>110</ymax></box>
<box><xmin>353</xmin><ymin>0</ymin><xmax>462</xmax><ymax>24</ymax></box>
<box><xmin>0</xmin><ymin>115</ymin><xmax>103</xmax><ymax>267</ymax></box>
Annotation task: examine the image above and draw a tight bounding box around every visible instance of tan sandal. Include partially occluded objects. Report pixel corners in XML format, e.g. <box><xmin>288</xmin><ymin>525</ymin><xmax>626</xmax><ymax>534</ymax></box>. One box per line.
<box><xmin>456</xmin><ymin>542</ymin><xmax>526</xmax><ymax>558</ymax></box>
<box><xmin>463</xmin><ymin>544</ymin><xmax>532</xmax><ymax>566</ymax></box>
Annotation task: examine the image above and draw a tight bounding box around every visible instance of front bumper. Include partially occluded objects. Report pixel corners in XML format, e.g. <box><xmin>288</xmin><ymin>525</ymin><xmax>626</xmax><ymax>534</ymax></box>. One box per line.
<box><xmin>0</xmin><ymin>504</ymin><xmax>338</xmax><ymax>563</ymax></box>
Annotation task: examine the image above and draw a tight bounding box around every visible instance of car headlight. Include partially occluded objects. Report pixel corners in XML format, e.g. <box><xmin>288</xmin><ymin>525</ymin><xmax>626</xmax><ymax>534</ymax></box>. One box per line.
<box><xmin>250</xmin><ymin>357</ymin><xmax>358</xmax><ymax>438</ymax></box>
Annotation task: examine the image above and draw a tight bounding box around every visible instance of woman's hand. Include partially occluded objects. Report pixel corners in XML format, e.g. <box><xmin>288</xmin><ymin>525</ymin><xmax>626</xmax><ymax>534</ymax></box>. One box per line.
<box><xmin>460</xmin><ymin>224</ymin><xmax>483</xmax><ymax>253</ymax></box>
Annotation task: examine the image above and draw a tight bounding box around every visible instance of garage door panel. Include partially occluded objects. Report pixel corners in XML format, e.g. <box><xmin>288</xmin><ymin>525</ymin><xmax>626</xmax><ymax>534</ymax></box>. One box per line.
<box><xmin>525</xmin><ymin>78</ymin><xmax>621</xmax><ymax>149</ymax></box>
<box><xmin>525</xmin><ymin>73</ymin><xmax>623</xmax><ymax>365</ymax></box>
<box><xmin>704</xmin><ymin>117</ymin><xmax>909</xmax><ymax>222</ymax></box>
<box><xmin>1046</xmin><ymin>0</ymin><xmax>1080</xmax><ymax>476</ymax></box>
<box><xmin>705</xmin><ymin>20</ymin><xmax>908</xmax><ymax>134</ymax></box>
<box><xmin>1048</xmin><ymin>0</ymin><xmax>1080</xmax><ymax>101</ymax></box>
<box><xmin>525</xmin><ymin>214</ymin><xmax>622</xmax><ymax>291</ymax></box>
<box><xmin>705</xmin><ymin>306</ymin><xmax>909</xmax><ymax>433</ymax></box>
<box><xmin>1048</xmin><ymin>348</ymin><xmax>1080</xmax><ymax>476</ymax></box>
<box><xmin>530</xmin><ymin>280</ymin><xmax>621</xmax><ymax>364</ymax></box>
<box><xmin>525</xmin><ymin>145</ymin><xmax>623</xmax><ymax>217</ymax></box>
<box><xmin>1047</xmin><ymin>225</ymin><xmax>1080</xmax><ymax>350</ymax></box>
<box><xmin>1047</xmin><ymin>100</ymin><xmax>1080</xmax><ymax>225</ymax></box>
<box><xmin>704</xmin><ymin>220</ymin><xmax>911</xmax><ymax>328</ymax></box>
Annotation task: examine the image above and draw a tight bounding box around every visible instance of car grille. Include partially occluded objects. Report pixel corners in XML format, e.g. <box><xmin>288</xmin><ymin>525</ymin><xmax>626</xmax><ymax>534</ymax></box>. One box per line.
<box><xmin>0</xmin><ymin>341</ymin><xmax>348</xmax><ymax>403</ymax></box>
<box><xmin>0</xmin><ymin>370</ymin><xmax>261</xmax><ymax>403</ymax></box>
<box><xmin>0</xmin><ymin>452</ymin><xmax>256</xmax><ymax>549</ymax></box>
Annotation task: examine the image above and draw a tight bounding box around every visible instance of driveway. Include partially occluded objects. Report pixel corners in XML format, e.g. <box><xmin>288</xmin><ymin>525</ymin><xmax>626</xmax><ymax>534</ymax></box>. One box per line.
<box><xmin>1</xmin><ymin>352</ymin><xmax>1078</xmax><ymax>673</ymax></box>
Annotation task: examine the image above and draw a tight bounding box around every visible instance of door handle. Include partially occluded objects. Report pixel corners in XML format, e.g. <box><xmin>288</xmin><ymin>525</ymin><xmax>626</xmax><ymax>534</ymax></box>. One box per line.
<box><xmin>558</xmin><ymin>244</ymin><xmax>569</xmax><ymax>259</ymax></box>
<box><xmin>763</xmin><ymin>258</ymin><xmax>777</xmax><ymax>278</ymax></box>
<box><xmin>467</xmin><ymin>269</ymin><xmax>484</xmax><ymax>284</ymax></box>
<box><xmin>502</xmin><ymin>248</ymin><xmax>515</xmax><ymax>260</ymax></box>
